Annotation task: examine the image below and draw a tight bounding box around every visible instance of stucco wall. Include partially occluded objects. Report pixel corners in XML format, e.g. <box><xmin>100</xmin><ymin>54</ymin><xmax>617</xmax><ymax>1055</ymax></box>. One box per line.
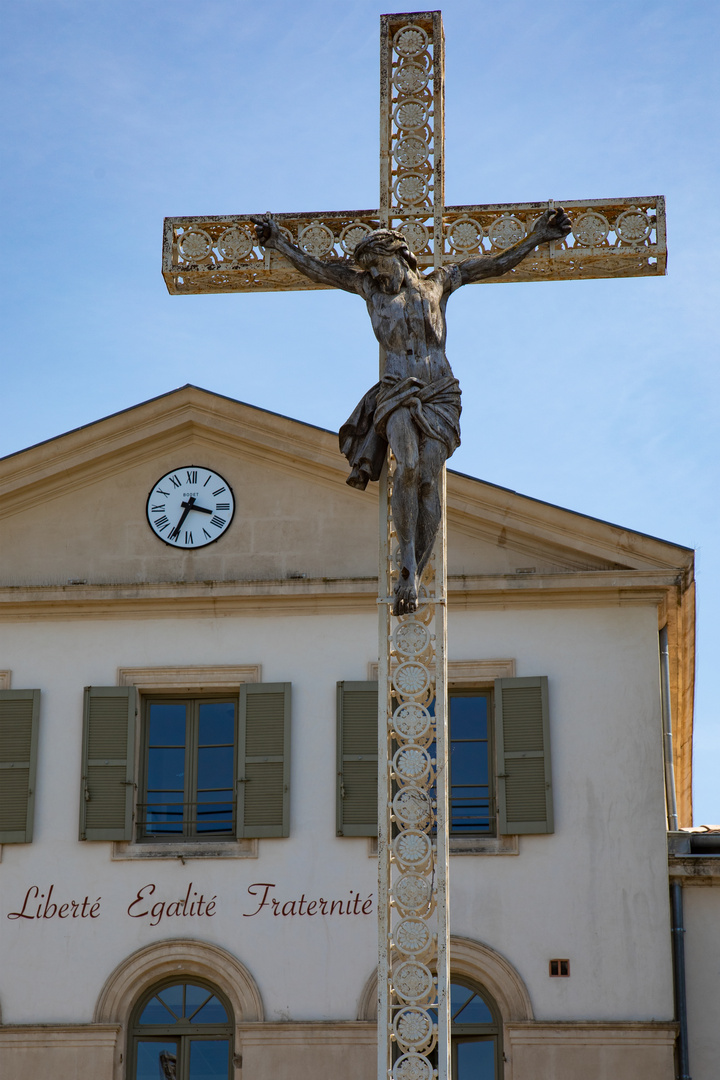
<box><xmin>0</xmin><ymin>602</ymin><xmax>673</xmax><ymax>1034</ymax></box>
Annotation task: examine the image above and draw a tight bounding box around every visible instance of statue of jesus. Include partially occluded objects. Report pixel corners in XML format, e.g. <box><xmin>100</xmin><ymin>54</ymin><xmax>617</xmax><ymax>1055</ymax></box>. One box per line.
<box><xmin>252</xmin><ymin>209</ymin><xmax>572</xmax><ymax>615</ymax></box>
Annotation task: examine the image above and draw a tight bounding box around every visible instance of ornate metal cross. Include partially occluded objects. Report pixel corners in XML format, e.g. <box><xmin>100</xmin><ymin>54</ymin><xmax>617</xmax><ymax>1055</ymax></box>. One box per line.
<box><xmin>162</xmin><ymin>12</ymin><xmax>666</xmax><ymax>1080</ymax></box>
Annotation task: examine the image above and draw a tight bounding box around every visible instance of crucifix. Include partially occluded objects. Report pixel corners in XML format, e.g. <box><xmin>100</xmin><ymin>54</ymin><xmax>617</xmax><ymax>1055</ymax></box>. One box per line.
<box><xmin>162</xmin><ymin>11</ymin><xmax>666</xmax><ymax>1080</ymax></box>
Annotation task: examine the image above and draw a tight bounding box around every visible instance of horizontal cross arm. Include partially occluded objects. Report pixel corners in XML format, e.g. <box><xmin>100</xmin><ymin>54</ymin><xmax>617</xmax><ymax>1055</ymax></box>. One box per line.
<box><xmin>162</xmin><ymin>196</ymin><xmax>665</xmax><ymax>296</ymax></box>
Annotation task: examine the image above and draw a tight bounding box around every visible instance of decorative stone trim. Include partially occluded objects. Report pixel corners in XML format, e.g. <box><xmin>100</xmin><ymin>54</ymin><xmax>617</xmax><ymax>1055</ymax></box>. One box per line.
<box><xmin>357</xmin><ymin>934</ymin><xmax>533</xmax><ymax>1023</ymax></box>
<box><xmin>117</xmin><ymin>665</ymin><xmax>261</xmax><ymax>690</ymax></box>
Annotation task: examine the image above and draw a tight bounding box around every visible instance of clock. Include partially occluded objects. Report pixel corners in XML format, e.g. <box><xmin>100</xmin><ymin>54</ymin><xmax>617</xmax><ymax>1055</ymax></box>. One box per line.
<box><xmin>146</xmin><ymin>465</ymin><xmax>235</xmax><ymax>549</ymax></box>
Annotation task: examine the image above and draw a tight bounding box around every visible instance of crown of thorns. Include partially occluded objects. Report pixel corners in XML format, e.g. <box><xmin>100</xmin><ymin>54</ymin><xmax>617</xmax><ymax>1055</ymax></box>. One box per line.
<box><xmin>353</xmin><ymin>229</ymin><xmax>418</xmax><ymax>269</ymax></box>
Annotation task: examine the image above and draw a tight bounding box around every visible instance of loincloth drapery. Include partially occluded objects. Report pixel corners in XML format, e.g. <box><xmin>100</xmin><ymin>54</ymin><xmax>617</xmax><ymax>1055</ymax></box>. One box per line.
<box><xmin>339</xmin><ymin>374</ymin><xmax>462</xmax><ymax>491</ymax></box>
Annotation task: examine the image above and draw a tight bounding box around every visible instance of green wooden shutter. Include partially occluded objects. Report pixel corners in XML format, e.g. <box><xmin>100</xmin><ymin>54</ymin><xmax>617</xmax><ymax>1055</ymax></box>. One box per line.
<box><xmin>337</xmin><ymin>681</ymin><xmax>378</xmax><ymax>837</ymax></box>
<box><xmin>236</xmin><ymin>683</ymin><xmax>291</xmax><ymax>839</ymax></box>
<box><xmin>79</xmin><ymin>686</ymin><xmax>137</xmax><ymax>841</ymax></box>
<box><xmin>495</xmin><ymin>676</ymin><xmax>553</xmax><ymax>834</ymax></box>
<box><xmin>0</xmin><ymin>690</ymin><xmax>40</xmax><ymax>843</ymax></box>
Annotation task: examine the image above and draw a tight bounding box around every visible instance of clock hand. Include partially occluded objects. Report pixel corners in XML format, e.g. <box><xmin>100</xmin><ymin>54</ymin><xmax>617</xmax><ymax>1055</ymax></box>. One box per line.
<box><xmin>181</xmin><ymin>500</ymin><xmax>214</xmax><ymax>516</ymax></box>
<box><xmin>169</xmin><ymin>496</ymin><xmax>196</xmax><ymax>540</ymax></box>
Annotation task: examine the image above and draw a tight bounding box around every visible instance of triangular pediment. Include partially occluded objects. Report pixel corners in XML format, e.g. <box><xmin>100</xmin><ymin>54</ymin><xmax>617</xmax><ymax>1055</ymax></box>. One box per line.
<box><xmin>0</xmin><ymin>385</ymin><xmax>692</xmax><ymax>590</ymax></box>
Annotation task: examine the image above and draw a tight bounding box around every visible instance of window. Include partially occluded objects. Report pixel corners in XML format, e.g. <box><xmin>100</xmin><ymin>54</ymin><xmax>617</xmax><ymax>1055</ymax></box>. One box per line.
<box><xmin>79</xmin><ymin>683</ymin><xmax>291</xmax><ymax>843</ymax></box>
<box><xmin>138</xmin><ymin>697</ymin><xmax>237</xmax><ymax>840</ymax></box>
<box><xmin>336</xmin><ymin>676</ymin><xmax>552</xmax><ymax>839</ymax></box>
<box><xmin>130</xmin><ymin>979</ymin><xmax>233</xmax><ymax>1080</ymax></box>
<box><xmin>450</xmin><ymin>980</ymin><xmax>502</xmax><ymax>1080</ymax></box>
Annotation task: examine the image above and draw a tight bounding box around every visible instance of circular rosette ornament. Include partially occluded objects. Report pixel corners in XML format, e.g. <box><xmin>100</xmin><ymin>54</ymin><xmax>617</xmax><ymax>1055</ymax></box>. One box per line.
<box><xmin>340</xmin><ymin>222</ymin><xmax>372</xmax><ymax>255</ymax></box>
<box><xmin>394</xmin><ymin>917</ymin><xmax>432</xmax><ymax>957</ymax></box>
<box><xmin>392</xmin><ymin>702</ymin><xmax>432</xmax><ymax>744</ymax></box>
<box><xmin>393</xmin><ymin>1052</ymin><xmax>434</xmax><ymax>1080</ymax></box>
<box><xmin>393</xmin><ymin>746</ymin><xmax>433</xmax><ymax>785</ymax></box>
<box><xmin>393</xmin><ymin>25</ymin><xmax>429</xmax><ymax>58</ymax></box>
<box><xmin>393</xmin><ymin>1007</ymin><xmax>436</xmax><ymax>1052</ymax></box>
<box><xmin>394</xmin><ymin>173</ymin><xmax>429</xmax><ymax>207</ymax></box>
<box><xmin>217</xmin><ymin>225</ymin><xmax>255</xmax><ymax>262</ymax></box>
<box><xmin>393</xmin><ymin>961</ymin><xmax>435</xmax><ymax>1004</ymax></box>
<box><xmin>393</xmin><ymin>63</ymin><xmax>429</xmax><ymax>95</ymax></box>
<box><xmin>394</xmin><ymin>99</ymin><xmax>429</xmax><ymax>131</ymax></box>
<box><xmin>616</xmin><ymin>208</ymin><xmax>652</xmax><ymax>245</ymax></box>
<box><xmin>393</xmin><ymin>661</ymin><xmax>431</xmax><ymax>699</ymax></box>
<box><xmin>393</xmin><ymin>786</ymin><xmax>433</xmax><ymax>828</ymax></box>
<box><xmin>393</xmin><ymin>619</ymin><xmax>430</xmax><ymax>657</ymax></box>
<box><xmin>178</xmin><ymin>228</ymin><xmax>213</xmax><ymax>262</ymax></box>
<box><xmin>395</xmin><ymin>135</ymin><xmax>430</xmax><ymax>170</ymax></box>
<box><xmin>571</xmin><ymin>211</ymin><xmax>610</xmax><ymax>247</ymax></box>
<box><xmin>447</xmin><ymin>217</ymin><xmax>484</xmax><ymax>254</ymax></box>
<box><xmin>488</xmin><ymin>214</ymin><xmax>525</xmax><ymax>250</ymax></box>
<box><xmin>394</xmin><ymin>873</ymin><xmax>433</xmax><ymax>914</ymax></box>
<box><xmin>399</xmin><ymin>220</ymin><xmax>430</xmax><ymax>255</ymax></box>
<box><xmin>393</xmin><ymin>829</ymin><xmax>433</xmax><ymax>867</ymax></box>
<box><xmin>299</xmin><ymin>222</ymin><xmax>335</xmax><ymax>256</ymax></box>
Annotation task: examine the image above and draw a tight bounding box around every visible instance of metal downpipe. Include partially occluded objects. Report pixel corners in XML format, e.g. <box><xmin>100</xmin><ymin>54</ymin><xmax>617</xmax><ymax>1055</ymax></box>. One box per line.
<box><xmin>670</xmin><ymin>880</ymin><xmax>691</xmax><ymax>1080</ymax></box>
<box><xmin>660</xmin><ymin>624</ymin><xmax>678</xmax><ymax>832</ymax></box>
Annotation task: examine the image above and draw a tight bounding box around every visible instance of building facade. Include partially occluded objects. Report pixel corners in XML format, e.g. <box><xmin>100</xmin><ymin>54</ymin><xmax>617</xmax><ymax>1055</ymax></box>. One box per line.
<box><xmin>0</xmin><ymin>384</ymin><xmax>711</xmax><ymax>1080</ymax></box>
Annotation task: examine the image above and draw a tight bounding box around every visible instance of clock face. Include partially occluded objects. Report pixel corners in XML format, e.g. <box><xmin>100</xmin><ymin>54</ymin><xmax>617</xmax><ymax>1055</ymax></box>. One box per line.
<box><xmin>146</xmin><ymin>466</ymin><xmax>235</xmax><ymax>549</ymax></box>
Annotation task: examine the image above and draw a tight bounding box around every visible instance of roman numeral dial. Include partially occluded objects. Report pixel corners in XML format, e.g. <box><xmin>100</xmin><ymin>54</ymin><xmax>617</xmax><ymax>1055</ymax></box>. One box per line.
<box><xmin>146</xmin><ymin>466</ymin><xmax>235</xmax><ymax>549</ymax></box>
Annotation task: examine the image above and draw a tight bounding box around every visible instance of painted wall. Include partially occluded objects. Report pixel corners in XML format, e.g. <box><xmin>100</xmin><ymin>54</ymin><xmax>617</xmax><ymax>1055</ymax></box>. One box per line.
<box><xmin>682</xmin><ymin>885</ymin><xmax>720</xmax><ymax>1080</ymax></box>
<box><xmin>0</xmin><ymin>602</ymin><xmax>673</xmax><ymax>1027</ymax></box>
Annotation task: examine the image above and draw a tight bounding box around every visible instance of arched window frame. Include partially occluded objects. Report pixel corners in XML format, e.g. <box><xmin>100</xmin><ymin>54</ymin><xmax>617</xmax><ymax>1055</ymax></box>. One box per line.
<box><xmin>128</xmin><ymin>976</ymin><xmax>234</xmax><ymax>1080</ymax></box>
<box><xmin>449</xmin><ymin>977</ymin><xmax>503</xmax><ymax>1080</ymax></box>
<box><xmin>94</xmin><ymin>939</ymin><xmax>263</xmax><ymax>1080</ymax></box>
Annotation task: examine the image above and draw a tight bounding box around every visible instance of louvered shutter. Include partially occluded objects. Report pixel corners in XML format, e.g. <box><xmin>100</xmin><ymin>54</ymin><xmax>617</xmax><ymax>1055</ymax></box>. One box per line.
<box><xmin>337</xmin><ymin>681</ymin><xmax>378</xmax><ymax>837</ymax></box>
<box><xmin>495</xmin><ymin>676</ymin><xmax>553</xmax><ymax>834</ymax></box>
<box><xmin>0</xmin><ymin>690</ymin><xmax>40</xmax><ymax>843</ymax></box>
<box><xmin>79</xmin><ymin>686</ymin><xmax>137</xmax><ymax>841</ymax></box>
<box><xmin>236</xmin><ymin>683</ymin><xmax>291</xmax><ymax>838</ymax></box>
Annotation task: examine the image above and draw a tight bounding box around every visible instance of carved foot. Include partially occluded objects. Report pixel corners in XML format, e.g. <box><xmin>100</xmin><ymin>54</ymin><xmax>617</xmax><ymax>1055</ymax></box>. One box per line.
<box><xmin>393</xmin><ymin>568</ymin><xmax>419</xmax><ymax>617</ymax></box>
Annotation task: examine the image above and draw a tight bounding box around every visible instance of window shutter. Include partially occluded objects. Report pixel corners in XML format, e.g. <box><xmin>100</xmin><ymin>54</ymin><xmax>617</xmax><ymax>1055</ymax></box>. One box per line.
<box><xmin>0</xmin><ymin>690</ymin><xmax>40</xmax><ymax>844</ymax></box>
<box><xmin>495</xmin><ymin>676</ymin><xmax>553</xmax><ymax>834</ymax></box>
<box><xmin>236</xmin><ymin>683</ymin><xmax>291</xmax><ymax>839</ymax></box>
<box><xmin>79</xmin><ymin>686</ymin><xmax>137</xmax><ymax>841</ymax></box>
<box><xmin>336</xmin><ymin>681</ymin><xmax>378</xmax><ymax>837</ymax></box>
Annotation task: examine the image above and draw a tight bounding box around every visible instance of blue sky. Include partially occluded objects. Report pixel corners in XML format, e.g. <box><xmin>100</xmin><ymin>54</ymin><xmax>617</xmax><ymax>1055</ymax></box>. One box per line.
<box><xmin>2</xmin><ymin>0</ymin><xmax>719</xmax><ymax>820</ymax></box>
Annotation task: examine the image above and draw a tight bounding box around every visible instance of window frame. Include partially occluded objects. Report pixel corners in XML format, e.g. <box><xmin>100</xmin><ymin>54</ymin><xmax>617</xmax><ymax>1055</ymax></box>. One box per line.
<box><xmin>450</xmin><ymin>976</ymin><xmax>503</xmax><ymax>1080</ymax></box>
<box><xmin>128</xmin><ymin>976</ymin><xmax>234</xmax><ymax>1080</ymax></box>
<box><xmin>137</xmin><ymin>693</ymin><xmax>239</xmax><ymax>844</ymax></box>
<box><xmin>447</xmin><ymin>689</ymin><xmax>495</xmax><ymax>839</ymax></box>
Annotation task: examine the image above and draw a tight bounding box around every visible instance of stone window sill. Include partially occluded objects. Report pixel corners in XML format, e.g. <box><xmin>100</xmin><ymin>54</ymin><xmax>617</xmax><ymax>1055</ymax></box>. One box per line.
<box><xmin>367</xmin><ymin>835</ymin><xmax>518</xmax><ymax>857</ymax></box>
<box><xmin>111</xmin><ymin>839</ymin><xmax>258</xmax><ymax>860</ymax></box>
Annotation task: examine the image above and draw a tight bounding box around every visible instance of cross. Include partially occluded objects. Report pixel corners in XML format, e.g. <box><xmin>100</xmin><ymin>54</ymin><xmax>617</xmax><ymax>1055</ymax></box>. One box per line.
<box><xmin>162</xmin><ymin>12</ymin><xmax>666</xmax><ymax>1080</ymax></box>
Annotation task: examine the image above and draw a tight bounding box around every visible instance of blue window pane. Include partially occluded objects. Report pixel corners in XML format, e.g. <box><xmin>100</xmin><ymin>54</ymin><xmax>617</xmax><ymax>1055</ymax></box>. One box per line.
<box><xmin>189</xmin><ymin>1039</ymin><xmax>230</xmax><ymax>1080</ymax></box>
<box><xmin>157</xmin><ymin>984</ymin><xmax>184</xmax><ymax>1018</ymax></box>
<box><xmin>451</xmin><ymin>741</ymin><xmax>489</xmax><ymax>786</ymax></box>
<box><xmin>139</xmin><ymin>996</ymin><xmax>177</xmax><ymax>1025</ymax></box>
<box><xmin>198</xmin><ymin>703</ymin><xmax>235</xmax><ymax>746</ymax></box>
<box><xmin>191</xmin><ymin>996</ymin><xmax>229</xmax><ymax>1024</ymax></box>
<box><xmin>197</xmin><ymin>747</ymin><xmax>234</xmax><ymax>791</ymax></box>
<box><xmin>148</xmin><ymin>747</ymin><xmax>185</xmax><ymax>792</ymax></box>
<box><xmin>450</xmin><ymin>983</ymin><xmax>473</xmax><ymax>1015</ymax></box>
<box><xmin>149</xmin><ymin>705</ymin><xmax>187</xmax><ymax>747</ymax></box>
<box><xmin>454</xmin><ymin>992</ymin><xmax>493</xmax><ymax>1024</ymax></box>
<box><xmin>136</xmin><ymin>1041</ymin><xmax>177</xmax><ymax>1080</ymax></box>
<box><xmin>185</xmin><ymin>984</ymin><xmax>213</xmax><ymax>1018</ymax></box>
<box><xmin>450</xmin><ymin>696</ymin><xmax>488</xmax><ymax>741</ymax></box>
<box><xmin>456</xmin><ymin>1038</ymin><xmax>495</xmax><ymax>1078</ymax></box>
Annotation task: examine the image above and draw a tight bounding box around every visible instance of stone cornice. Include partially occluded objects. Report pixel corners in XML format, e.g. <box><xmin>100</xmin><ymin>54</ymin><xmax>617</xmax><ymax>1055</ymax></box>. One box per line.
<box><xmin>0</xmin><ymin>570</ymin><xmax>685</xmax><ymax>621</ymax></box>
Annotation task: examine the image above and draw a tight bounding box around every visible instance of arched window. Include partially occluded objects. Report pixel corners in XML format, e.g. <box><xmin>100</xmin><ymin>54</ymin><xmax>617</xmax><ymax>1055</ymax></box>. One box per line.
<box><xmin>129</xmin><ymin>979</ymin><xmax>234</xmax><ymax>1080</ymax></box>
<box><xmin>450</xmin><ymin>979</ymin><xmax>502</xmax><ymax>1079</ymax></box>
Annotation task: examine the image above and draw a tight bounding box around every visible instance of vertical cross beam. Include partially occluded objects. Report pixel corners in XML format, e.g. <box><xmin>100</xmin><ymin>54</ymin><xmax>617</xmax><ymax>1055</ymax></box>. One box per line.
<box><xmin>377</xmin><ymin>14</ymin><xmax>450</xmax><ymax>1080</ymax></box>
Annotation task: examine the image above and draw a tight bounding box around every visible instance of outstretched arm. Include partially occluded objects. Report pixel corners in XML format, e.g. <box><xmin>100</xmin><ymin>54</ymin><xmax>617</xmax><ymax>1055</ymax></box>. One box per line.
<box><xmin>455</xmin><ymin>207</ymin><xmax>572</xmax><ymax>286</ymax></box>
<box><xmin>251</xmin><ymin>214</ymin><xmax>365</xmax><ymax>295</ymax></box>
